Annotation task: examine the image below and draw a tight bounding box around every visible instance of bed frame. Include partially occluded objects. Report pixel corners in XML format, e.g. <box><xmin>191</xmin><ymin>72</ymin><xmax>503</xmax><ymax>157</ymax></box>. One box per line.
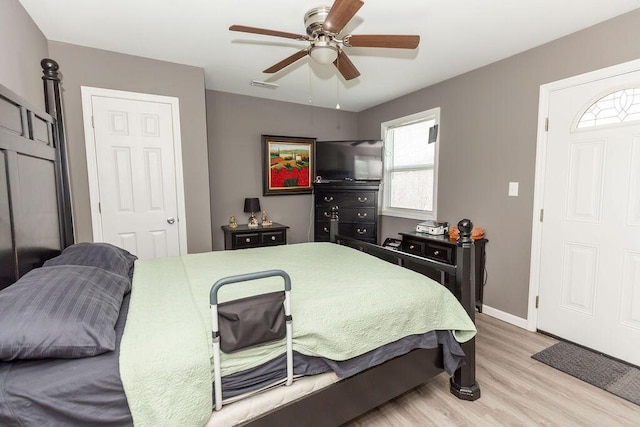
<box><xmin>0</xmin><ymin>59</ymin><xmax>73</xmax><ymax>291</ymax></box>
<box><xmin>0</xmin><ymin>59</ymin><xmax>479</xmax><ymax>426</ymax></box>
<box><xmin>243</xmin><ymin>218</ymin><xmax>480</xmax><ymax>426</ymax></box>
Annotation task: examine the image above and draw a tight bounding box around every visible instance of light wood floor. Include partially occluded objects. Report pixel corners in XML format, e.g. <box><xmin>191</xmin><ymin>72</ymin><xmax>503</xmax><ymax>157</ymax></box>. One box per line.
<box><xmin>347</xmin><ymin>313</ymin><xmax>640</xmax><ymax>426</ymax></box>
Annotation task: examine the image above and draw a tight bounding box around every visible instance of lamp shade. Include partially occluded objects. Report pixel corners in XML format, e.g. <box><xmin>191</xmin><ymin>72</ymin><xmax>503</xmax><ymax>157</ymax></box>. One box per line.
<box><xmin>244</xmin><ymin>197</ymin><xmax>261</xmax><ymax>214</ymax></box>
<box><xmin>309</xmin><ymin>36</ymin><xmax>339</xmax><ymax>65</ymax></box>
<box><xmin>309</xmin><ymin>45</ymin><xmax>338</xmax><ymax>64</ymax></box>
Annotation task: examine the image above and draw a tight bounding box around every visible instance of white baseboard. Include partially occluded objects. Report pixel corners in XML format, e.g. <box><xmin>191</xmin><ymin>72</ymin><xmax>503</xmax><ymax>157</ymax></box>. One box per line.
<box><xmin>481</xmin><ymin>305</ymin><xmax>528</xmax><ymax>329</ymax></box>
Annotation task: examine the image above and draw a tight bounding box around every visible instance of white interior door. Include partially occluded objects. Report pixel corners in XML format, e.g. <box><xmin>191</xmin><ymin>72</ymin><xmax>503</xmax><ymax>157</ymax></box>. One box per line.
<box><xmin>538</xmin><ymin>72</ymin><xmax>640</xmax><ymax>366</ymax></box>
<box><xmin>82</xmin><ymin>88</ymin><xmax>187</xmax><ymax>259</ymax></box>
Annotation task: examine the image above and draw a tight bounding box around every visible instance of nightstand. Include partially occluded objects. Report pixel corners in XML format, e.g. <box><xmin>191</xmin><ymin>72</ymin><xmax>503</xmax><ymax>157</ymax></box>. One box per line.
<box><xmin>221</xmin><ymin>223</ymin><xmax>289</xmax><ymax>250</ymax></box>
<box><xmin>399</xmin><ymin>231</ymin><xmax>488</xmax><ymax>312</ymax></box>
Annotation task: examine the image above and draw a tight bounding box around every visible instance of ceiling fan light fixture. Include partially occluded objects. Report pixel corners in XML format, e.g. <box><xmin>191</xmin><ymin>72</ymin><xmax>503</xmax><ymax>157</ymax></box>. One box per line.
<box><xmin>309</xmin><ymin>38</ymin><xmax>339</xmax><ymax>64</ymax></box>
<box><xmin>310</xmin><ymin>45</ymin><xmax>338</xmax><ymax>64</ymax></box>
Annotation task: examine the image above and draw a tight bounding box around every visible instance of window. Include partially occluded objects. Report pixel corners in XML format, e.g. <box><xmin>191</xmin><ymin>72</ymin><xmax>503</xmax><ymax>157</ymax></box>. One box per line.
<box><xmin>381</xmin><ymin>108</ymin><xmax>439</xmax><ymax>220</ymax></box>
<box><xmin>577</xmin><ymin>87</ymin><xmax>640</xmax><ymax>129</ymax></box>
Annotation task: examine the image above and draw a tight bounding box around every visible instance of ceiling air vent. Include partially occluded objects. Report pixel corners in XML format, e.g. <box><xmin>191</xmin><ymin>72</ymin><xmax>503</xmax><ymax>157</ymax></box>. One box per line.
<box><xmin>250</xmin><ymin>80</ymin><xmax>278</xmax><ymax>89</ymax></box>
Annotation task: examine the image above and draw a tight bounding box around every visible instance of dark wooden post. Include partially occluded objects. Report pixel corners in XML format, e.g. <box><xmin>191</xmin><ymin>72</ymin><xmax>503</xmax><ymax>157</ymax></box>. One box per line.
<box><xmin>450</xmin><ymin>218</ymin><xmax>481</xmax><ymax>400</ymax></box>
<box><xmin>42</xmin><ymin>58</ymin><xmax>74</xmax><ymax>248</ymax></box>
<box><xmin>329</xmin><ymin>206</ymin><xmax>339</xmax><ymax>243</ymax></box>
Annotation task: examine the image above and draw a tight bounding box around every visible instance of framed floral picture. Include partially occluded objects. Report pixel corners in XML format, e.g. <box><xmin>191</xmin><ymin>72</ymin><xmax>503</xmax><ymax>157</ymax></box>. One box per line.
<box><xmin>262</xmin><ymin>135</ymin><xmax>315</xmax><ymax>196</ymax></box>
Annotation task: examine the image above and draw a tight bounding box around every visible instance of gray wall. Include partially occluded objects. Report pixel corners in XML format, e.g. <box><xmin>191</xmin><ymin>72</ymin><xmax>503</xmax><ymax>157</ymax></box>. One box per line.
<box><xmin>47</xmin><ymin>42</ymin><xmax>212</xmax><ymax>253</ymax></box>
<box><xmin>358</xmin><ymin>9</ymin><xmax>640</xmax><ymax>319</ymax></box>
<box><xmin>206</xmin><ymin>90</ymin><xmax>358</xmax><ymax>250</ymax></box>
<box><xmin>0</xmin><ymin>0</ymin><xmax>48</xmax><ymax>109</ymax></box>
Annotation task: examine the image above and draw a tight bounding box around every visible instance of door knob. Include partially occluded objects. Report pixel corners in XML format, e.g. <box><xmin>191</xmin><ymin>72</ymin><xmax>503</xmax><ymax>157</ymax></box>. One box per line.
<box><xmin>167</xmin><ymin>217</ymin><xmax>176</xmax><ymax>224</ymax></box>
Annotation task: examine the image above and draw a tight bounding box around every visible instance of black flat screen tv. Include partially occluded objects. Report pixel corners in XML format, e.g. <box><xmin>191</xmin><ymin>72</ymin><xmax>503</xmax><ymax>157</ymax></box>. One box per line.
<box><xmin>315</xmin><ymin>140</ymin><xmax>383</xmax><ymax>182</ymax></box>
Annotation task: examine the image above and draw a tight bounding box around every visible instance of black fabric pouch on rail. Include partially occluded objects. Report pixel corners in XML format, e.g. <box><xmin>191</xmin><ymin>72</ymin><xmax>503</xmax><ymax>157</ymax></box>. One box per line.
<box><xmin>218</xmin><ymin>291</ymin><xmax>286</xmax><ymax>353</ymax></box>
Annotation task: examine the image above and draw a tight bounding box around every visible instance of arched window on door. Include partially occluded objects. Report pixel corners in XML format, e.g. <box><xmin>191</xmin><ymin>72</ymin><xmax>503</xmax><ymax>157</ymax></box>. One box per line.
<box><xmin>577</xmin><ymin>87</ymin><xmax>640</xmax><ymax>128</ymax></box>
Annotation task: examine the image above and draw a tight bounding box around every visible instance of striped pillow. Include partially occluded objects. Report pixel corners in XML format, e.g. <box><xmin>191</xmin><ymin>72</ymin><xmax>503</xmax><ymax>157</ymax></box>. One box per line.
<box><xmin>0</xmin><ymin>265</ymin><xmax>129</xmax><ymax>360</ymax></box>
<box><xmin>43</xmin><ymin>242</ymin><xmax>137</xmax><ymax>284</ymax></box>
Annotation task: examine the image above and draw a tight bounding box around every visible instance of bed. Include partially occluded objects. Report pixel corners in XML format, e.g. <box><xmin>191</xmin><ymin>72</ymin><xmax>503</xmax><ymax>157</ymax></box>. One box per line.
<box><xmin>0</xmin><ymin>60</ymin><xmax>480</xmax><ymax>426</ymax></box>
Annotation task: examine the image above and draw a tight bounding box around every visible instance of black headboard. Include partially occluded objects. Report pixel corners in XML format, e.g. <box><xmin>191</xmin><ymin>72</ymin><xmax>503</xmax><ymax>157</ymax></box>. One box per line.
<box><xmin>0</xmin><ymin>59</ymin><xmax>73</xmax><ymax>290</ymax></box>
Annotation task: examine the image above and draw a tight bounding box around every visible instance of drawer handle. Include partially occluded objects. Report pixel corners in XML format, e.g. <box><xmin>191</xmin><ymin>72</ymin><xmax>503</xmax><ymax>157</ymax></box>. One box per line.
<box><xmin>356</xmin><ymin>228</ymin><xmax>367</xmax><ymax>235</ymax></box>
<box><xmin>357</xmin><ymin>212</ymin><xmax>367</xmax><ymax>218</ymax></box>
<box><xmin>324</xmin><ymin>212</ymin><xmax>331</xmax><ymax>218</ymax></box>
<box><xmin>357</xmin><ymin>196</ymin><xmax>368</xmax><ymax>203</ymax></box>
<box><xmin>324</xmin><ymin>196</ymin><xmax>334</xmax><ymax>202</ymax></box>
<box><xmin>323</xmin><ymin>227</ymin><xmax>329</xmax><ymax>233</ymax></box>
<box><xmin>271</xmin><ymin>236</ymin><xmax>276</xmax><ymax>241</ymax></box>
<box><xmin>409</xmin><ymin>245</ymin><xmax>415</xmax><ymax>250</ymax></box>
<box><xmin>433</xmin><ymin>250</ymin><xmax>440</xmax><ymax>255</ymax></box>
<box><xmin>245</xmin><ymin>238</ymin><xmax>251</xmax><ymax>243</ymax></box>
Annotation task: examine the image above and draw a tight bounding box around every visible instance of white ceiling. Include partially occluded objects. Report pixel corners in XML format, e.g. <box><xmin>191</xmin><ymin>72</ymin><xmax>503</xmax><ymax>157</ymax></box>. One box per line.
<box><xmin>19</xmin><ymin>0</ymin><xmax>640</xmax><ymax>112</ymax></box>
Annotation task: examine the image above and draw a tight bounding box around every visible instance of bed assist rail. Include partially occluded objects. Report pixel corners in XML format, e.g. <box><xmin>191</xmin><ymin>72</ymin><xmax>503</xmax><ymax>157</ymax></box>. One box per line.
<box><xmin>209</xmin><ymin>269</ymin><xmax>293</xmax><ymax>411</ymax></box>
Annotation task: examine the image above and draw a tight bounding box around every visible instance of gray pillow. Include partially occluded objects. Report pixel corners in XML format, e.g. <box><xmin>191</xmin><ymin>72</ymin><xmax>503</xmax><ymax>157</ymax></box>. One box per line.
<box><xmin>0</xmin><ymin>265</ymin><xmax>130</xmax><ymax>361</ymax></box>
<box><xmin>43</xmin><ymin>242</ymin><xmax>137</xmax><ymax>284</ymax></box>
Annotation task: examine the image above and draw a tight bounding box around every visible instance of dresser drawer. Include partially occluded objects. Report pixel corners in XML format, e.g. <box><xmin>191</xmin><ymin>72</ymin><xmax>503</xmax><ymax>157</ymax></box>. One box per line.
<box><xmin>234</xmin><ymin>232</ymin><xmax>259</xmax><ymax>249</ymax></box>
<box><xmin>260</xmin><ymin>229</ymin><xmax>286</xmax><ymax>246</ymax></box>
<box><xmin>314</xmin><ymin>222</ymin><xmax>375</xmax><ymax>241</ymax></box>
<box><xmin>314</xmin><ymin>222</ymin><xmax>349</xmax><ymax>241</ymax></box>
<box><xmin>402</xmin><ymin>238</ymin><xmax>426</xmax><ymax>256</ymax></box>
<box><xmin>315</xmin><ymin>191</ymin><xmax>376</xmax><ymax>208</ymax></box>
<box><xmin>315</xmin><ymin>207</ymin><xmax>375</xmax><ymax>223</ymax></box>
<box><xmin>424</xmin><ymin>242</ymin><xmax>455</xmax><ymax>264</ymax></box>
<box><xmin>343</xmin><ymin>223</ymin><xmax>376</xmax><ymax>240</ymax></box>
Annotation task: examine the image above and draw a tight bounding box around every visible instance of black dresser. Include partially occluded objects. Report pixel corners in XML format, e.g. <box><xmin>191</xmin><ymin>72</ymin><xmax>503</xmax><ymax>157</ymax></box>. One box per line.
<box><xmin>399</xmin><ymin>231</ymin><xmax>488</xmax><ymax>312</ymax></box>
<box><xmin>313</xmin><ymin>182</ymin><xmax>380</xmax><ymax>244</ymax></box>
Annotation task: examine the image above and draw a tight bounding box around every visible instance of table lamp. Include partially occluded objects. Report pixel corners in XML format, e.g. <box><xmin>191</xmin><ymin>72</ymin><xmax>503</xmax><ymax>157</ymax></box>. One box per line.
<box><xmin>244</xmin><ymin>197</ymin><xmax>261</xmax><ymax>228</ymax></box>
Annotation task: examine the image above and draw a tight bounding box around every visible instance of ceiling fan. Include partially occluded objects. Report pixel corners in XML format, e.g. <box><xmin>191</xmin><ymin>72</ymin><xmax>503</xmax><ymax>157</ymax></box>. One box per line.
<box><xmin>229</xmin><ymin>0</ymin><xmax>420</xmax><ymax>81</ymax></box>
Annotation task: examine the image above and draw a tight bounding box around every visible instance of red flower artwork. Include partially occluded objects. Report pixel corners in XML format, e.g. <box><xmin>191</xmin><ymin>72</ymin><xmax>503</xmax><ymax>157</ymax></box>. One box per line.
<box><xmin>263</xmin><ymin>136</ymin><xmax>315</xmax><ymax>195</ymax></box>
<box><xmin>270</xmin><ymin>167</ymin><xmax>310</xmax><ymax>188</ymax></box>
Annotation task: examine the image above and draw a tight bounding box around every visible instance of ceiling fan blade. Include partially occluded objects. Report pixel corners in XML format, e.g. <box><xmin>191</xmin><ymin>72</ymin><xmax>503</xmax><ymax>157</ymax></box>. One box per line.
<box><xmin>229</xmin><ymin>25</ymin><xmax>307</xmax><ymax>41</ymax></box>
<box><xmin>344</xmin><ymin>34</ymin><xmax>420</xmax><ymax>49</ymax></box>
<box><xmin>323</xmin><ymin>0</ymin><xmax>364</xmax><ymax>35</ymax></box>
<box><xmin>263</xmin><ymin>49</ymin><xmax>309</xmax><ymax>73</ymax></box>
<box><xmin>333</xmin><ymin>50</ymin><xmax>360</xmax><ymax>81</ymax></box>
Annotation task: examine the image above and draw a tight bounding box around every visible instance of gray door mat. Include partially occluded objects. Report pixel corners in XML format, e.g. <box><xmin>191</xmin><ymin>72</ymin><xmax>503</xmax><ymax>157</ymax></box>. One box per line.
<box><xmin>532</xmin><ymin>341</ymin><xmax>640</xmax><ymax>407</ymax></box>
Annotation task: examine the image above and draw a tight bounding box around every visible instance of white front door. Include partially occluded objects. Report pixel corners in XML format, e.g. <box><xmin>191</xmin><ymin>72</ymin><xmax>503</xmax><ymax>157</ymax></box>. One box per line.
<box><xmin>82</xmin><ymin>88</ymin><xmax>187</xmax><ymax>259</ymax></box>
<box><xmin>538</xmin><ymin>71</ymin><xmax>640</xmax><ymax>366</ymax></box>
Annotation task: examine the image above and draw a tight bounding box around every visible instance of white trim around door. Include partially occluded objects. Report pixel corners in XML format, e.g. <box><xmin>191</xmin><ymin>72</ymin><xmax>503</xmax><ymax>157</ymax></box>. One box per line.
<box><xmin>81</xmin><ymin>86</ymin><xmax>188</xmax><ymax>256</ymax></box>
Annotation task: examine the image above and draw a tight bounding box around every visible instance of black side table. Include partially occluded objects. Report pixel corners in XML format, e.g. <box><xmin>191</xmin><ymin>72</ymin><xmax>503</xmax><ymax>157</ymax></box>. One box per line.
<box><xmin>221</xmin><ymin>223</ymin><xmax>289</xmax><ymax>250</ymax></box>
<box><xmin>399</xmin><ymin>231</ymin><xmax>488</xmax><ymax>312</ymax></box>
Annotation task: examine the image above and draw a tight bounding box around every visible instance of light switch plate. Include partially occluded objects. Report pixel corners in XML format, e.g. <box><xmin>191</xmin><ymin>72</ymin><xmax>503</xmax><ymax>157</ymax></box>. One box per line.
<box><xmin>508</xmin><ymin>182</ymin><xmax>519</xmax><ymax>197</ymax></box>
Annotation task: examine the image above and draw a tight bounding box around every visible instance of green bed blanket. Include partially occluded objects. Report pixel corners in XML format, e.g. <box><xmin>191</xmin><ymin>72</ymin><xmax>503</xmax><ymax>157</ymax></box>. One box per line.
<box><xmin>120</xmin><ymin>242</ymin><xmax>476</xmax><ymax>426</ymax></box>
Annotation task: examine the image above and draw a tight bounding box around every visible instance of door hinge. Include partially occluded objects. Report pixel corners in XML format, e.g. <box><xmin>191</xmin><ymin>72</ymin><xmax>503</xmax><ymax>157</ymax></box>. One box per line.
<box><xmin>539</xmin><ymin>209</ymin><xmax>544</xmax><ymax>222</ymax></box>
<box><xmin>536</xmin><ymin>295</ymin><xmax>539</xmax><ymax>308</ymax></box>
<box><xmin>544</xmin><ymin>117</ymin><xmax>549</xmax><ymax>131</ymax></box>
<box><xmin>91</xmin><ymin>116</ymin><xmax>95</xmax><ymax>129</ymax></box>
<box><xmin>98</xmin><ymin>202</ymin><xmax>101</xmax><ymax>214</ymax></box>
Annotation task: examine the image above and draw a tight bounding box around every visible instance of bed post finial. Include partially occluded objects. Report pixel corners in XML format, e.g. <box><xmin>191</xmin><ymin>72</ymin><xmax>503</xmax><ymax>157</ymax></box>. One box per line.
<box><xmin>41</xmin><ymin>58</ymin><xmax>60</xmax><ymax>82</ymax></box>
<box><xmin>457</xmin><ymin>219</ymin><xmax>473</xmax><ymax>245</ymax></box>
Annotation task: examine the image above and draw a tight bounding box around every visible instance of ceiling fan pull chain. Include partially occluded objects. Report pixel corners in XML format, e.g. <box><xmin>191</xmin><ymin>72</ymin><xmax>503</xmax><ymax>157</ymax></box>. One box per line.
<box><xmin>308</xmin><ymin>64</ymin><xmax>313</xmax><ymax>105</ymax></box>
<box><xmin>336</xmin><ymin>56</ymin><xmax>341</xmax><ymax>110</ymax></box>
